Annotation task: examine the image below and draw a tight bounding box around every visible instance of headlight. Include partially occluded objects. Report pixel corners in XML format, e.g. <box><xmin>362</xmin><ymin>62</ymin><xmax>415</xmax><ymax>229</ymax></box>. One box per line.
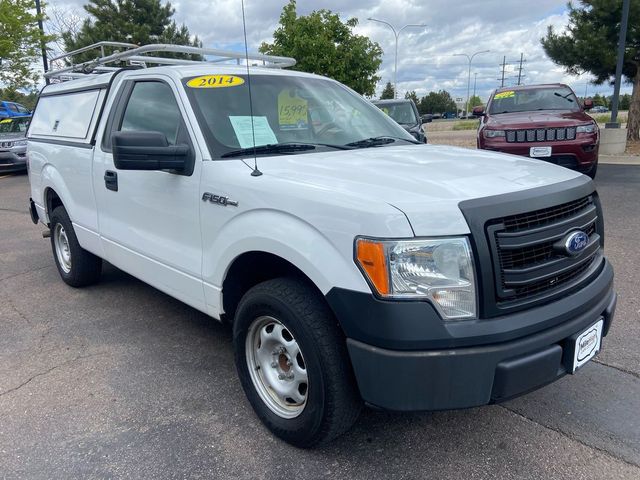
<box><xmin>355</xmin><ymin>237</ymin><xmax>476</xmax><ymax>319</ymax></box>
<box><xmin>483</xmin><ymin>129</ymin><xmax>506</xmax><ymax>139</ymax></box>
<box><xmin>13</xmin><ymin>139</ymin><xmax>27</xmax><ymax>146</ymax></box>
<box><xmin>576</xmin><ymin>123</ymin><xmax>597</xmax><ymax>134</ymax></box>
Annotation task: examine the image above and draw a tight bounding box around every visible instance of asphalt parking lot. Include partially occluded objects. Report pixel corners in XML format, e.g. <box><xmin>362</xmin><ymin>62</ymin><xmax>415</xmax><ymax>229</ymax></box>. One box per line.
<box><xmin>1</xmin><ymin>165</ymin><xmax>639</xmax><ymax>479</ymax></box>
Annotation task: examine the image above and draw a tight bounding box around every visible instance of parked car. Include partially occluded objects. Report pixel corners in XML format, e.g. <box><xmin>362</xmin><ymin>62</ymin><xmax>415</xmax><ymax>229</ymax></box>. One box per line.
<box><xmin>372</xmin><ymin>99</ymin><xmax>427</xmax><ymax>143</ymax></box>
<box><xmin>28</xmin><ymin>45</ymin><xmax>615</xmax><ymax>448</ymax></box>
<box><xmin>591</xmin><ymin>105</ymin><xmax>608</xmax><ymax>113</ymax></box>
<box><xmin>420</xmin><ymin>113</ymin><xmax>433</xmax><ymax>123</ymax></box>
<box><xmin>442</xmin><ymin>111</ymin><xmax>457</xmax><ymax>119</ymax></box>
<box><xmin>0</xmin><ymin>101</ymin><xmax>31</xmax><ymax>120</ymax></box>
<box><xmin>475</xmin><ymin>84</ymin><xmax>599</xmax><ymax>178</ymax></box>
<box><xmin>0</xmin><ymin>116</ymin><xmax>30</xmax><ymax>173</ymax></box>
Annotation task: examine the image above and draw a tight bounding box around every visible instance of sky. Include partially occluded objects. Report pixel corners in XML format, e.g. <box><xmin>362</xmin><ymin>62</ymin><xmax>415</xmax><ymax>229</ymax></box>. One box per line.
<box><xmin>44</xmin><ymin>0</ymin><xmax>632</xmax><ymax>101</ymax></box>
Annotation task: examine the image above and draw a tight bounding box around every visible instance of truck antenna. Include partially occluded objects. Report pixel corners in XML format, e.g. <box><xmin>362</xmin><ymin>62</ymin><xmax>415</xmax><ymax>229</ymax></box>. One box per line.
<box><xmin>241</xmin><ymin>0</ymin><xmax>262</xmax><ymax>177</ymax></box>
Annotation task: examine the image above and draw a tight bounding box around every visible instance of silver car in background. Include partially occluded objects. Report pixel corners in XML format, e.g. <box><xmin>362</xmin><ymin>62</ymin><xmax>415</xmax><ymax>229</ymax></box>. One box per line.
<box><xmin>0</xmin><ymin>116</ymin><xmax>30</xmax><ymax>173</ymax></box>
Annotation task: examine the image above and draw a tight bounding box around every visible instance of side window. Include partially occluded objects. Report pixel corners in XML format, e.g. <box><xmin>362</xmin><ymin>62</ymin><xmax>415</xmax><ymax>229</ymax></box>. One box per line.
<box><xmin>17</xmin><ymin>104</ymin><xmax>28</xmax><ymax>113</ymax></box>
<box><xmin>8</xmin><ymin>103</ymin><xmax>18</xmax><ymax>113</ymax></box>
<box><xmin>119</xmin><ymin>82</ymin><xmax>182</xmax><ymax>145</ymax></box>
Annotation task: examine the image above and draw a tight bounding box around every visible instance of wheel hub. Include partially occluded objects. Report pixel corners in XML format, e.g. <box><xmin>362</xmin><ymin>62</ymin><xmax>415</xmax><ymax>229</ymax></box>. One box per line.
<box><xmin>246</xmin><ymin>316</ymin><xmax>308</xmax><ymax>419</ymax></box>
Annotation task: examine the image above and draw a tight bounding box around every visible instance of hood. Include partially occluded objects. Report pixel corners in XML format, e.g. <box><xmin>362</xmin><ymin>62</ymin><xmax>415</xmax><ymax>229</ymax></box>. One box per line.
<box><xmin>256</xmin><ymin>144</ymin><xmax>582</xmax><ymax>236</ymax></box>
<box><xmin>0</xmin><ymin>132</ymin><xmax>26</xmax><ymax>141</ymax></box>
<box><xmin>486</xmin><ymin>110</ymin><xmax>592</xmax><ymax>129</ymax></box>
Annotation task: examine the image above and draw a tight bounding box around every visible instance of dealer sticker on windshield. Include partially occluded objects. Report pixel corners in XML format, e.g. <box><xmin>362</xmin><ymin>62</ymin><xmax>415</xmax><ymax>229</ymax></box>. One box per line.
<box><xmin>572</xmin><ymin>319</ymin><xmax>603</xmax><ymax>373</ymax></box>
<box><xmin>186</xmin><ymin>75</ymin><xmax>245</xmax><ymax>88</ymax></box>
<box><xmin>494</xmin><ymin>90</ymin><xmax>515</xmax><ymax>100</ymax></box>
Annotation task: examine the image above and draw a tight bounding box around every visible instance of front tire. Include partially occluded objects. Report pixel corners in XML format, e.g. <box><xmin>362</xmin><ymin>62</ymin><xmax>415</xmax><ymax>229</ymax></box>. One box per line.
<box><xmin>233</xmin><ymin>277</ymin><xmax>362</xmax><ymax>447</ymax></box>
<box><xmin>49</xmin><ymin>206</ymin><xmax>102</xmax><ymax>287</ymax></box>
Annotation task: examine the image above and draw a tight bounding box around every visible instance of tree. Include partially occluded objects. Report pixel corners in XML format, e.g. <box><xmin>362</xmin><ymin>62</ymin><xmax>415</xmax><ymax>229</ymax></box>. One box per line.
<box><xmin>0</xmin><ymin>0</ymin><xmax>53</xmax><ymax>89</ymax></box>
<box><xmin>379</xmin><ymin>82</ymin><xmax>394</xmax><ymax>99</ymax></box>
<box><xmin>260</xmin><ymin>0</ymin><xmax>383</xmax><ymax>96</ymax></box>
<box><xmin>419</xmin><ymin>90</ymin><xmax>457</xmax><ymax>114</ymax></box>
<box><xmin>468</xmin><ymin>95</ymin><xmax>483</xmax><ymax>108</ymax></box>
<box><xmin>619</xmin><ymin>93</ymin><xmax>631</xmax><ymax>110</ymax></box>
<box><xmin>541</xmin><ymin>0</ymin><xmax>640</xmax><ymax>140</ymax></box>
<box><xmin>61</xmin><ymin>0</ymin><xmax>202</xmax><ymax>65</ymax></box>
<box><xmin>404</xmin><ymin>90</ymin><xmax>419</xmax><ymax>105</ymax></box>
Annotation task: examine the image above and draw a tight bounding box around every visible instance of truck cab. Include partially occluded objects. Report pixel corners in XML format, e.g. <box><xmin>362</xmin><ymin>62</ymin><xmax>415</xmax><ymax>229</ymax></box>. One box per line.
<box><xmin>27</xmin><ymin>43</ymin><xmax>616</xmax><ymax>448</ymax></box>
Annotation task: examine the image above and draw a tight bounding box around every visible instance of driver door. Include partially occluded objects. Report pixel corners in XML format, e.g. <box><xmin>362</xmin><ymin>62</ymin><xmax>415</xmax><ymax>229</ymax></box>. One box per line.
<box><xmin>93</xmin><ymin>77</ymin><xmax>205</xmax><ymax>311</ymax></box>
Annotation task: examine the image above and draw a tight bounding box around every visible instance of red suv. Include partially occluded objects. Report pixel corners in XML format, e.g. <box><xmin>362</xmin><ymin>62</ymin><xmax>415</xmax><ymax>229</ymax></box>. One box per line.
<box><xmin>475</xmin><ymin>84</ymin><xmax>599</xmax><ymax>178</ymax></box>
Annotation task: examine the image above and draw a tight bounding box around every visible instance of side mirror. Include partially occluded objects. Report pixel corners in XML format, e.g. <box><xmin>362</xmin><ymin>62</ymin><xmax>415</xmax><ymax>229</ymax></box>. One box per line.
<box><xmin>583</xmin><ymin>98</ymin><xmax>593</xmax><ymax>110</ymax></box>
<box><xmin>472</xmin><ymin>105</ymin><xmax>485</xmax><ymax>116</ymax></box>
<box><xmin>112</xmin><ymin>131</ymin><xmax>190</xmax><ymax>172</ymax></box>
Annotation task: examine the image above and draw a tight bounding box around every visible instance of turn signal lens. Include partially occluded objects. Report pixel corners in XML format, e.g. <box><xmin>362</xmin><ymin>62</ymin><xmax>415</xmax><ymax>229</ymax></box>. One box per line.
<box><xmin>355</xmin><ymin>239</ymin><xmax>389</xmax><ymax>295</ymax></box>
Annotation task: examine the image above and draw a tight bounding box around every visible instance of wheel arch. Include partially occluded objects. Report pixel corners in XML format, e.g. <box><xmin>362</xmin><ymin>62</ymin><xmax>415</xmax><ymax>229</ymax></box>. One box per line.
<box><xmin>221</xmin><ymin>251</ymin><xmax>321</xmax><ymax>323</ymax></box>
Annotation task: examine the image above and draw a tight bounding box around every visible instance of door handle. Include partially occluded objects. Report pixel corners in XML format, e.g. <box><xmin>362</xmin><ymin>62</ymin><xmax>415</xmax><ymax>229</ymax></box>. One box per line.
<box><xmin>104</xmin><ymin>170</ymin><xmax>118</xmax><ymax>192</ymax></box>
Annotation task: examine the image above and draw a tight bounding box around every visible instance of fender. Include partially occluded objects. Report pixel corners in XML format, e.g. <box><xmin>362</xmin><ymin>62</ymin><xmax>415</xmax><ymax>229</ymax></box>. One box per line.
<box><xmin>202</xmin><ymin>209</ymin><xmax>372</xmax><ymax>319</ymax></box>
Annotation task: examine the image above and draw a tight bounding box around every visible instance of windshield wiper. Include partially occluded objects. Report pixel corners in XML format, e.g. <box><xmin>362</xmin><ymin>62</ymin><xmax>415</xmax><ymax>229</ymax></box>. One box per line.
<box><xmin>221</xmin><ymin>142</ymin><xmax>350</xmax><ymax>158</ymax></box>
<box><xmin>345</xmin><ymin>136</ymin><xmax>419</xmax><ymax>148</ymax></box>
<box><xmin>553</xmin><ymin>92</ymin><xmax>574</xmax><ymax>103</ymax></box>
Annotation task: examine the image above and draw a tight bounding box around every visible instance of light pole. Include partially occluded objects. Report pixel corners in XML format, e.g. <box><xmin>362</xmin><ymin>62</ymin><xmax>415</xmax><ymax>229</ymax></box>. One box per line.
<box><xmin>368</xmin><ymin>18</ymin><xmax>426</xmax><ymax>99</ymax></box>
<box><xmin>454</xmin><ymin>50</ymin><xmax>489</xmax><ymax>117</ymax></box>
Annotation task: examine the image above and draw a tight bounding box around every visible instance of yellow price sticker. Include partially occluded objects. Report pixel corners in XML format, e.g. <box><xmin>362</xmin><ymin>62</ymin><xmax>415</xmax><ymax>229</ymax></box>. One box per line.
<box><xmin>494</xmin><ymin>90</ymin><xmax>515</xmax><ymax>100</ymax></box>
<box><xmin>186</xmin><ymin>75</ymin><xmax>245</xmax><ymax>88</ymax></box>
<box><xmin>278</xmin><ymin>90</ymin><xmax>308</xmax><ymax>130</ymax></box>
<box><xmin>380</xmin><ymin>107</ymin><xmax>390</xmax><ymax>115</ymax></box>
<box><xmin>0</xmin><ymin>119</ymin><xmax>12</xmax><ymax>124</ymax></box>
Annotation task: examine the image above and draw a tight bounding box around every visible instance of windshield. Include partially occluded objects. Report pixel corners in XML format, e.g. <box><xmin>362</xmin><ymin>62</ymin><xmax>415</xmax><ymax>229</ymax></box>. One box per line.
<box><xmin>375</xmin><ymin>102</ymin><xmax>418</xmax><ymax>125</ymax></box>
<box><xmin>488</xmin><ymin>87</ymin><xmax>580</xmax><ymax>114</ymax></box>
<box><xmin>183</xmin><ymin>73</ymin><xmax>415</xmax><ymax>158</ymax></box>
<box><xmin>0</xmin><ymin>117</ymin><xmax>29</xmax><ymax>134</ymax></box>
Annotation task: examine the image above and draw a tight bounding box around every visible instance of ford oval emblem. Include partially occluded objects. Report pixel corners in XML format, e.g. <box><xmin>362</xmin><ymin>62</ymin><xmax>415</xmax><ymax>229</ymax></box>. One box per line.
<box><xmin>564</xmin><ymin>230</ymin><xmax>589</xmax><ymax>256</ymax></box>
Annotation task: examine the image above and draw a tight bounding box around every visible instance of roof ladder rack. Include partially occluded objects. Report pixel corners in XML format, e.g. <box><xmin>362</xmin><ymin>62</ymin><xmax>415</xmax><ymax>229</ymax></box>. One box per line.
<box><xmin>45</xmin><ymin>42</ymin><xmax>296</xmax><ymax>81</ymax></box>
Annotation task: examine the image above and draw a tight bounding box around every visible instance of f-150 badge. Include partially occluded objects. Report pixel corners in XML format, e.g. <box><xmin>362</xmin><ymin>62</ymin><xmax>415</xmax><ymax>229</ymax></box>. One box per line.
<box><xmin>202</xmin><ymin>192</ymin><xmax>238</xmax><ymax>207</ymax></box>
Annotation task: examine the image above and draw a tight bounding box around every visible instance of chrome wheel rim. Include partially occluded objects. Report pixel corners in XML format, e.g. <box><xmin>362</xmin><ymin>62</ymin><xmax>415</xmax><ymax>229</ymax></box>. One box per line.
<box><xmin>54</xmin><ymin>223</ymin><xmax>72</xmax><ymax>274</ymax></box>
<box><xmin>245</xmin><ymin>316</ymin><xmax>308</xmax><ymax>419</ymax></box>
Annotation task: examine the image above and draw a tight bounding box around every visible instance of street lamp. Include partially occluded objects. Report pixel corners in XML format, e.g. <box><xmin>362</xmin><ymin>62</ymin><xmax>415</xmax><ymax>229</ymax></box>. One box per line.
<box><xmin>454</xmin><ymin>50</ymin><xmax>490</xmax><ymax>117</ymax></box>
<box><xmin>368</xmin><ymin>18</ymin><xmax>426</xmax><ymax>99</ymax></box>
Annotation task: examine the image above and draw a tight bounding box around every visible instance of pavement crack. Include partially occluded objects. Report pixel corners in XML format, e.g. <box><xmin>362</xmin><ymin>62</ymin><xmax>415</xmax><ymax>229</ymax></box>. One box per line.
<box><xmin>0</xmin><ymin>207</ymin><xmax>26</xmax><ymax>214</ymax></box>
<box><xmin>593</xmin><ymin>359</ymin><xmax>640</xmax><ymax>380</ymax></box>
<box><xmin>0</xmin><ymin>353</ymin><xmax>107</xmax><ymax>398</ymax></box>
<box><xmin>499</xmin><ymin>404</ymin><xmax>640</xmax><ymax>469</ymax></box>
<box><xmin>0</xmin><ymin>265</ymin><xmax>53</xmax><ymax>284</ymax></box>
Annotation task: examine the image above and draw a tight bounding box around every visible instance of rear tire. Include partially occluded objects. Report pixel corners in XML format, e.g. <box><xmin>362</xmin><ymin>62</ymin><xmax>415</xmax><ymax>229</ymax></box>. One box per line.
<box><xmin>49</xmin><ymin>206</ymin><xmax>102</xmax><ymax>287</ymax></box>
<box><xmin>233</xmin><ymin>277</ymin><xmax>362</xmax><ymax>447</ymax></box>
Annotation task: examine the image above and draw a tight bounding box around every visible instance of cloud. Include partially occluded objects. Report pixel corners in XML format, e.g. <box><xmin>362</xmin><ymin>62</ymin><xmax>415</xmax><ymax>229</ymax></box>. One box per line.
<box><xmin>43</xmin><ymin>0</ymin><xmax>631</xmax><ymax>98</ymax></box>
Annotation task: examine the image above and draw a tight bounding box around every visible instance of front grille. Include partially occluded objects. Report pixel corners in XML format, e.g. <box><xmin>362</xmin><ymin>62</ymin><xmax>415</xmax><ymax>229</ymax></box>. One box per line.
<box><xmin>502</xmin><ymin>196</ymin><xmax>592</xmax><ymax>232</ymax></box>
<box><xmin>0</xmin><ymin>141</ymin><xmax>13</xmax><ymax>148</ymax></box>
<box><xmin>506</xmin><ymin>127</ymin><xmax>576</xmax><ymax>143</ymax></box>
<box><xmin>487</xmin><ymin>195</ymin><xmax>601</xmax><ymax>304</ymax></box>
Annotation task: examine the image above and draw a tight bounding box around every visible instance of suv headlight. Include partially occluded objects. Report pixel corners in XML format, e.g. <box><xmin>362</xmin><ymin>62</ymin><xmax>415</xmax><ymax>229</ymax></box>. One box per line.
<box><xmin>13</xmin><ymin>139</ymin><xmax>27</xmax><ymax>146</ymax></box>
<box><xmin>355</xmin><ymin>237</ymin><xmax>476</xmax><ymax>319</ymax></box>
<box><xmin>576</xmin><ymin>123</ymin><xmax>597</xmax><ymax>134</ymax></box>
<box><xmin>483</xmin><ymin>129</ymin><xmax>506</xmax><ymax>139</ymax></box>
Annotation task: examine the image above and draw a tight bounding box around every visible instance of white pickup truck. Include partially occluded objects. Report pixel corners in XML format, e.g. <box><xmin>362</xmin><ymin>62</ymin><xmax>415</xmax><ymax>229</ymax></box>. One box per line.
<box><xmin>27</xmin><ymin>44</ymin><xmax>616</xmax><ymax>447</ymax></box>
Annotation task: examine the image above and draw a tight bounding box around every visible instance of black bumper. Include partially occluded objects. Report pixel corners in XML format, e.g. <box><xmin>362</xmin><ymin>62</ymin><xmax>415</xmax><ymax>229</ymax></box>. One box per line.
<box><xmin>326</xmin><ymin>259</ymin><xmax>616</xmax><ymax>411</ymax></box>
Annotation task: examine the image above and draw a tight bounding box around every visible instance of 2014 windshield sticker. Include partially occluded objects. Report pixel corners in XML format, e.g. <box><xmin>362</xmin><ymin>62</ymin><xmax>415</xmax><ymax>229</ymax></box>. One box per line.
<box><xmin>494</xmin><ymin>90</ymin><xmax>515</xmax><ymax>100</ymax></box>
<box><xmin>187</xmin><ymin>75</ymin><xmax>245</xmax><ymax>88</ymax></box>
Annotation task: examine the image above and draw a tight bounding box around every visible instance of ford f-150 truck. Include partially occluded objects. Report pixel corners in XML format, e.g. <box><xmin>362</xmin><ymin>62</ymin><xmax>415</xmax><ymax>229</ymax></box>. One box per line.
<box><xmin>27</xmin><ymin>43</ymin><xmax>616</xmax><ymax>448</ymax></box>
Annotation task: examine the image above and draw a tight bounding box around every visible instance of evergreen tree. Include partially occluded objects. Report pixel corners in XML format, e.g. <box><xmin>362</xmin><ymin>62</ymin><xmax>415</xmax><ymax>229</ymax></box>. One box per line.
<box><xmin>380</xmin><ymin>82</ymin><xmax>395</xmax><ymax>99</ymax></box>
<box><xmin>61</xmin><ymin>0</ymin><xmax>202</xmax><ymax>64</ymax></box>
<box><xmin>542</xmin><ymin>0</ymin><xmax>640</xmax><ymax>139</ymax></box>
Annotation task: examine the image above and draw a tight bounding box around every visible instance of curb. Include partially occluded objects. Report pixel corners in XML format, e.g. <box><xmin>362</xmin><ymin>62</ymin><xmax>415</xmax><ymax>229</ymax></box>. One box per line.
<box><xmin>600</xmin><ymin>155</ymin><xmax>640</xmax><ymax>166</ymax></box>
